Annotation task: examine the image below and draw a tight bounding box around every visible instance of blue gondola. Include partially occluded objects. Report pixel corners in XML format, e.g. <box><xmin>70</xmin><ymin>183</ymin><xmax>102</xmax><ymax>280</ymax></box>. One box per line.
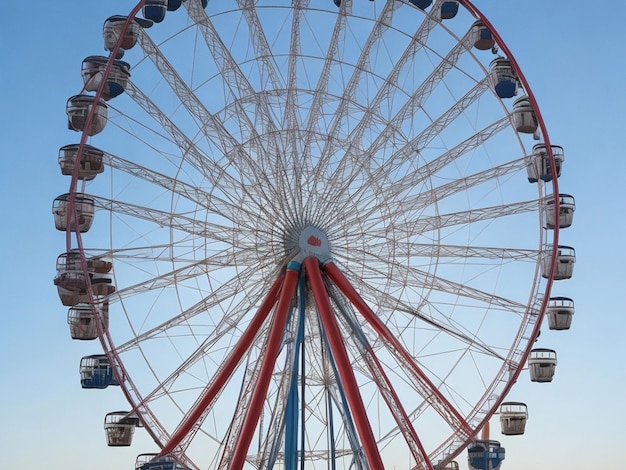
<box><xmin>441</xmin><ymin>1</ymin><xmax>459</xmax><ymax>19</ymax></box>
<box><xmin>409</xmin><ymin>0</ymin><xmax>433</xmax><ymax>10</ymax></box>
<box><xmin>144</xmin><ymin>0</ymin><xmax>168</xmax><ymax>23</ymax></box>
<box><xmin>137</xmin><ymin>456</ymin><xmax>190</xmax><ymax>470</ymax></box>
<box><xmin>166</xmin><ymin>0</ymin><xmax>208</xmax><ymax>11</ymax></box>
<box><xmin>80</xmin><ymin>354</ymin><xmax>120</xmax><ymax>389</ymax></box>
<box><xmin>167</xmin><ymin>0</ymin><xmax>183</xmax><ymax>10</ymax></box>
<box><xmin>489</xmin><ymin>58</ymin><xmax>517</xmax><ymax>99</ymax></box>
<box><xmin>468</xmin><ymin>440</ymin><xmax>505</xmax><ymax>470</ymax></box>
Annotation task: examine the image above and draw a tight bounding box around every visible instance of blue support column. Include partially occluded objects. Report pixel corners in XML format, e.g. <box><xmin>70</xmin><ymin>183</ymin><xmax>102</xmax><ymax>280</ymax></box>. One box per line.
<box><xmin>284</xmin><ymin>273</ymin><xmax>307</xmax><ymax>469</ymax></box>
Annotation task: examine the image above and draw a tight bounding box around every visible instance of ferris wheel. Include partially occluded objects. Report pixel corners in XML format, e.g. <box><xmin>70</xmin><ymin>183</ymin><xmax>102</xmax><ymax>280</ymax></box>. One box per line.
<box><xmin>53</xmin><ymin>0</ymin><xmax>574</xmax><ymax>469</ymax></box>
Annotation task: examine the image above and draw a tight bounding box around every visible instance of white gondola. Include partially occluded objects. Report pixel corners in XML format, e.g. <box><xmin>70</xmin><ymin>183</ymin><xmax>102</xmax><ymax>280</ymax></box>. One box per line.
<box><xmin>545</xmin><ymin>193</ymin><xmax>576</xmax><ymax>229</ymax></box>
<box><xmin>528</xmin><ymin>348</ymin><xmax>557</xmax><ymax>382</ymax></box>
<box><xmin>58</xmin><ymin>144</ymin><xmax>105</xmax><ymax>180</ymax></box>
<box><xmin>541</xmin><ymin>245</ymin><xmax>575</xmax><ymax>280</ymax></box>
<box><xmin>53</xmin><ymin>251</ymin><xmax>115</xmax><ymax>306</ymax></box>
<box><xmin>81</xmin><ymin>56</ymin><xmax>131</xmax><ymax>101</ymax></box>
<box><xmin>470</xmin><ymin>20</ymin><xmax>495</xmax><ymax>50</ymax></box>
<box><xmin>442</xmin><ymin>461</ymin><xmax>459</xmax><ymax>470</ymax></box>
<box><xmin>136</xmin><ymin>454</ymin><xmax>159</xmax><ymax>470</ymax></box>
<box><xmin>104</xmin><ymin>411</ymin><xmax>141</xmax><ymax>446</ymax></box>
<box><xmin>546</xmin><ymin>296</ymin><xmax>575</xmax><ymax>330</ymax></box>
<box><xmin>66</xmin><ymin>95</ymin><xmax>108</xmax><ymax>136</ymax></box>
<box><xmin>103</xmin><ymin>15</ymin><xmax>148</xmax><ymax>53</ymax></box>
<box><xmin>499</xmin><ymin>402</ymin><xmax>528</xmax><ymax>435</ymax></box>
<box><xmin>52</xmin><ymin>193</ymin><xmax>95</xmax><ymax>233</ymax></box>
<box><xmin>54</xmin><ymin>251</ymin><xmax>87</xmax><ymax>306</ymax></box>
<box><xmin>67</xmin><ymin>300</ymin><xmax>109</xmax><ymax>340</ymax></box>
<box><xmin>512</xmin><ymin>96</ymin><xmax>537</xmax><ymax>134</ymax></box>
<box><xmin>526</xmin><ymin>143</ymin><xmax>564</xmax><ymax>183</ymax></box>
<box><xmin>489</xmin><ymin>58</ymin><xmax>517</xmax><ymax>99</ymax></box>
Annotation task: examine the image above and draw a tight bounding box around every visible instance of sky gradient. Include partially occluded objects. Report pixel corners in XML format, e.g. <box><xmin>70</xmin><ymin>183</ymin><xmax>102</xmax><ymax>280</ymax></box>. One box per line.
<box><xmin>1</xmin><ymin>1</ymin><xmax>625</xmax><ymax>469</ymax></box>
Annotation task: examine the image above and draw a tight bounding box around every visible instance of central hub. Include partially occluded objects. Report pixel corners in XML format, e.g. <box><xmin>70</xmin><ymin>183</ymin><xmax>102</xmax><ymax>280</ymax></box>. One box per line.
<box><xmin>298</xmin><ymin>226</ymin><xmax>331</xmax><ymax>261</ymax></box>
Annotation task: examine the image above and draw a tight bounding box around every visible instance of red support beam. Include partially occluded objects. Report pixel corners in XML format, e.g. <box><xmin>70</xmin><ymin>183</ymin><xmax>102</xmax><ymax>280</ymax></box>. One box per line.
<box><xmin>323</xmin><ymin>261</ymin><xmax>473</xmax><ymax>438</ymax></box>
<box><xmin>359</xmin><ymin>344</ymin><xmax>433</xmax><ymax>470</ymax></box>
<box><xmin>159</xmin><ymin>271</ymin><xmax>286</xmax><ymax>457</ymax></box>
<box><xmin>230</xmin><ymin>262</ymin><xmax>301</xmax><ymax>469</ymax></box>
<box><xmin>305</xmin><ymin>257</ymin><xmax>385</xmax><ymax>470</ymax></box>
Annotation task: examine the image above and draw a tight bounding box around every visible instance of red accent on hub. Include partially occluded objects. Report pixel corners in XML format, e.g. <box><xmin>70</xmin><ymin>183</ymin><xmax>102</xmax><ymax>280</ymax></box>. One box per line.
<box><xmin>307</xmin><ymin>235</ymin><xmax>322</xmax><ymax>247</ymax></box>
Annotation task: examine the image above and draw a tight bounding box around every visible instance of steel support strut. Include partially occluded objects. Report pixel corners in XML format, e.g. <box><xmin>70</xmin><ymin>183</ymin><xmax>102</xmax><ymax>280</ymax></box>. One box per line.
<box><xmin>305</xmin><ymin>257</ymin><xmax>385</xmax><ymax>470</ymax></box>
<box><xmin>230</xmin><ymin>261</ymin><xmax>302</xmax><ymax>469</ymax></box>
<box><xmin>159</xmin><ymin>272</ymin><xmax>286</xmax><ymax>457</ymax></box>
<box><xmin>323</xmin><ymin>261</ymin><xmax>474</xmax><ymax>439</ymax></box>
<box><xmin>324</xmin><ymin>264</ymin><xmax>435</xmax><ymax>469</ymax></box>
<box><xmin>334</xmin><ymin>306</ymin><xmax>434</xmax><ymax>469</ymax></box>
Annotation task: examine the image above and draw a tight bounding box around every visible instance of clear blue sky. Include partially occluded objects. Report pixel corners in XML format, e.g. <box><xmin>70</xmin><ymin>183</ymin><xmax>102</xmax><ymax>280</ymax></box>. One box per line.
<box><xmin>1</xmin><ymin>1</ymin><xmax>625</xmax><ymax>469</ymax></box>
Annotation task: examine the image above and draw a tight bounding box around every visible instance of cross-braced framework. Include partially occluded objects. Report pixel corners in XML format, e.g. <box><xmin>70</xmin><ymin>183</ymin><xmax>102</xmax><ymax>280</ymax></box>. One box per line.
<box><xmin>57</xmin><ymin>0</ymin><xmax>562</xmax><ymax>468</ymax></box>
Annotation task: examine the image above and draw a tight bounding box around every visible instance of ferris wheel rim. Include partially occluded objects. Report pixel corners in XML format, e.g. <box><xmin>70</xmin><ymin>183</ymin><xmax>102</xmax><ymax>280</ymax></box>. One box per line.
<box><xmin>61</xmin><ymin>1</ymin><xmax>561</xmax><ymax>468</ymax></box>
